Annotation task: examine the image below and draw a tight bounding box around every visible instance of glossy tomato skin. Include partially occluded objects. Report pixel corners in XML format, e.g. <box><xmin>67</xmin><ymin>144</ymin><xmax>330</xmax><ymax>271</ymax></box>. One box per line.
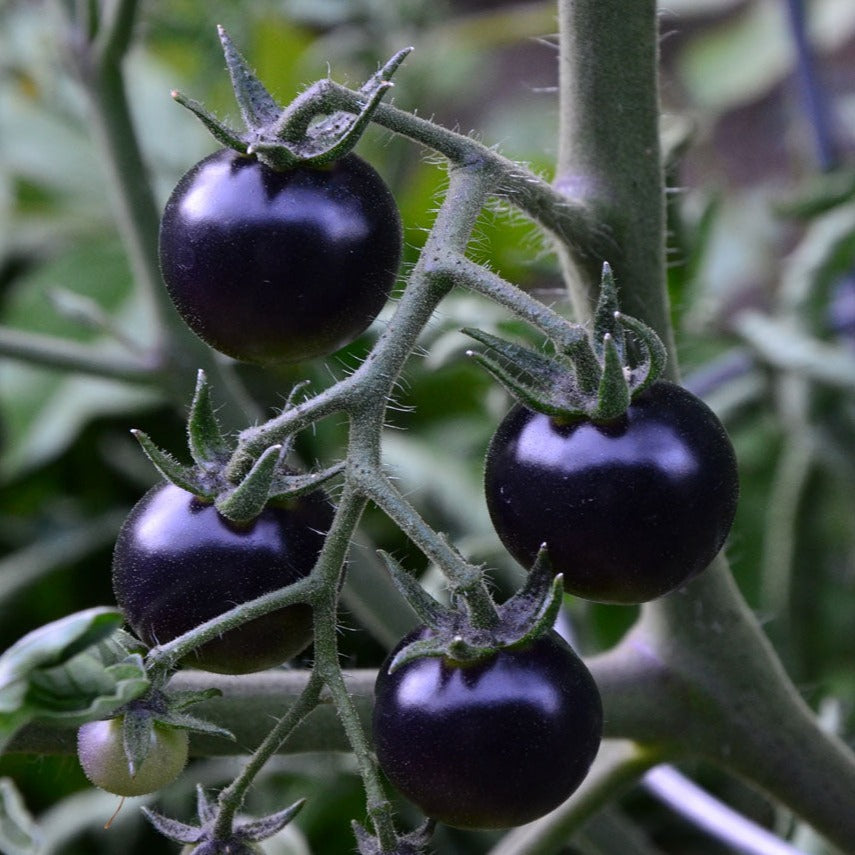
<box><xmin>485</xmin><ymin>380</ymin><xmax>739</xmax><ymax>604</ymax></box>
<box><xmin>112</xmin><ymin>482</ymin><xmax>333</xmax><ymax>674</ymax></box>
<box><xmin>372</xmin><ymin>629</ymin><xmax>602</xmax><ymax>829</ymax></box>
<box><xmin>77</xmin><ymin>717</ymin><xmax>189</xmax><ymax>797</ymax></box>
<box><xmin>158</xmin><ymin>150</ymin><xmax>402</xmax><ymax>364</ymax></box>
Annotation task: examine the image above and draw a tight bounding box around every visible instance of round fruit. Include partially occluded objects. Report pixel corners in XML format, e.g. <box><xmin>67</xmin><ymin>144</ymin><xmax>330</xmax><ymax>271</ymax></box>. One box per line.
<box><xmin>77</xmin><ymin>717</ymin><xmax>189</xmax><ymax>797</ymax></box>
<box><xmin>372</xmin><ymin>628</ymin><xmax>602</xmax><ymax>829</ymax></box>
<box><xmin>158</xmin><ymin>149</ymin><xmax>402</xmax><ymax>364</ymax></box>
<box><xmin>112</xmin><ymin>482</ymin><xmax>332</xmax><ymax>674</ymax></box>
<box><xmin>484</xmin><ymin>380</ymin><xmax>739</xmax><ymax>604</ymax></box>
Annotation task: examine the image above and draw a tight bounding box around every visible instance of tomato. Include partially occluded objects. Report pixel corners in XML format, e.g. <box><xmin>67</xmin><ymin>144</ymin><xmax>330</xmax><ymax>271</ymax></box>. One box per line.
<box><xmin>484</xmin><ymin>380</ymin><xmax>739</xmax><ymax>604</ymax></box>
<box><xmin>77</xmin><ymin>717</ymin><xmax>189</xmax><ymax>797</ymax></box>
<box><xmin>112</xmin><ymin>482</ymin><xmax>333</xmax><ymax>674</ymax></box>
<box><xmin>372</xmin><ymin>628</ymin><xmax>602</xmax><ymax>829</ymax></box>
<box><xmin>158</xmin><ymin>150</ymin><xmax>402</xmax><ymax>364</ymax></box>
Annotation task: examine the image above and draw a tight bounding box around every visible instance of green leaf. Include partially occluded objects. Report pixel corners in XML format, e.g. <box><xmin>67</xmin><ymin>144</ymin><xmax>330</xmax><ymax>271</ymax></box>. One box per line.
<box><xmin>0</xmin><ymin>778</ymin><xmax>40</xmax><ymax>855</ymax></box>
<box><xmin>0</xmin><ymin>610</ymin><xmax>149</xmax><ymax>753</ymax></box>
<box><xmin>0</xmin><ymin>608</ymin><xmax>123</xmax><ymax>692</ymax></box>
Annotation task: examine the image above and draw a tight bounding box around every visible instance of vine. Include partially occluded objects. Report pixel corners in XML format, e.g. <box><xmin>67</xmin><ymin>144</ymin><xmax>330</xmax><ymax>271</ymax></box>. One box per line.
<box><xmin>1</xmin><ymin>1</ymin><xmax>854</xmax><ymax>854</ymax></box>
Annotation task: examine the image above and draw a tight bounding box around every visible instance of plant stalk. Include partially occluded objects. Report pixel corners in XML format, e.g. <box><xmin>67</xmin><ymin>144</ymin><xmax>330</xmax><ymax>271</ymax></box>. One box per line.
<box><xmin>554</xmin><ymin>0</ymin><xmax>674</xmax><ymax>362</ymax></box>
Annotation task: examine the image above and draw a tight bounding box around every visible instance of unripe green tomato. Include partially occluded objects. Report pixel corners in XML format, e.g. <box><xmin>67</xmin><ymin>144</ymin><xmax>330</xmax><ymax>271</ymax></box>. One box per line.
<box><xmin>77</xmin><ymin>717</ymin><xmax>189</xmax><ymax>797</ymax></box>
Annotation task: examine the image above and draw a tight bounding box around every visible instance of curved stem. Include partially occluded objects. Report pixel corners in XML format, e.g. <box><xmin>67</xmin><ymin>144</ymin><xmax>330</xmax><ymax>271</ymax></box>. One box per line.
<box><xmin>643</xmin><ymin>765</ymin><xmax>809</xmax><ymax>855</ymax></box>
<box><xmin>589</xmin><ymin>558</ymin><xmax>855</xmax><ymax>853</ymax></box>
<box><xmin>59</xmin><ymin>2</ymin><xmax>254</xmax><ymax>430</ymax></box>
<box><xmin>356</xmin><ymin>468</ymin><xmax>499</xmax><ymax>628</ymax></box>
<box><xmin>213</xmin><ymin>670</ymin><xmax>324</xmax><ymax>838</ymax></box>
<box><xmin>66</xmin><ymin>0</ymin><xmax>166</xmax><ymax>356</ymax></box>
<box><xmin>0</xmin><ymin>327</ymin><xmax>156</xmax><ymax>381</ymax></box>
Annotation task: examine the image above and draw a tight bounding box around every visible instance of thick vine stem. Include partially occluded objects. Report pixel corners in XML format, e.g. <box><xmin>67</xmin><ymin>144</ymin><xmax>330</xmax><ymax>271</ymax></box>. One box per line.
<box><xmin>554</xmin><ymin>0</ymin><xmax>675</xmax><ymax>355</ymax></box>
<box><xmin>588</xmin><ymin>557</ymin><xmax>855</xmax><ymax>853</ymax></box>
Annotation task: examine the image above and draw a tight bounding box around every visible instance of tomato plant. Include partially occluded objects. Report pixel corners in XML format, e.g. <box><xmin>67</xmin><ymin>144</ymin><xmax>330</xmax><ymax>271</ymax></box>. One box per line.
<box><xmin>372</xmin><ymin>628</ymin><xmax>603</xmax><ymax>829</ymax></box>
<box><xmin>76</xmin><ymin>717</ymin><xmax>189</xmax><ymax>797</ymax></box>
<box><xmin>484</xmin><ymin>381</ymin><xmax>739</xmax><ymax>603</ymax></box>
<box><xmin>3</xmin><ymin>4</ymin><xmax>855</xmax><ymax>855</ymax></box>
<box><xmin>112</xmin><ymin>482</ymin><xmax>333</xmax><ymax>674</ymax></box>
<box><xmin>158</xmin><ymin>150</ymin><xmax>402</xmax><ymax>364</ymax></box>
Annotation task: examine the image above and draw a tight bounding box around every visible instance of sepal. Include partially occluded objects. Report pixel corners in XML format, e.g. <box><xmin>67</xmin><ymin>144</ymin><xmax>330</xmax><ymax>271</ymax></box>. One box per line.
<box><xmin>463</xmin><ymin>328</ymin><xmax>587</xmax><ymax>418</ymax></box>
<box><xmin>495</xmin><ymin>548</ymin><xmax>564</xmax><ymax>649</ymax></box>
<box><xmin>172</xmin><ymin>28</ymin><xmax>409</xmax><ymax>171</ymax></box>
<box><xmin>131</xmin><ymin>373</ymin><xmax>341</xmax><ymax>524</ymax></box>
<box><xmin>187</xmin><ymin>369</ymin><xmax>231</xmax><ymax>469</ymax></box>
<box><xmin>215</xmin><ymin>445</ymin><xmax>284</xmax><ymax>524</ymax></box>
<box><xmin>378</xmin><ymin>551</ymin><xmax>449</xmax><ymax>628</ymax></box>
<box><xmin>379</xmin><ymin>549</ymin><xmax>568</xmax><ymax>673</ymax></box>
<box><xmin>465</xmin><ymin>263</ymin><xmax>668</xmax><ymax>422</ymax></box>
<box><xmin>352</xmin><ymin>818</ymin><xmax>435</xmax><ymax>855</ymax></box>
<box><xmin>267</xmin><ymin>461</ymin><xmax>346</xmax><ymax>504</ymax></box>
<box><xmin>143</xmin><ymin>783</ymin><xmax>305</xmax><ymax>851</ymax></box>
<box><xmin>218</xmin><ymin>25</ymin><xmax>280</xmax><ymax>130</ymax></box>
<box><xmin>116</xmin><ymin>686</ymin><xmax>234</xmax><ymax>775</ymax></box>
<box><xmin>131</xmin><ymin>430</ymin><xmax>211</xmax><ymax>496</ymax></box>
<box><xmin>169</xmin><ymin>91</ymin><xmax>248</xmax><ymax>153</ymax></box>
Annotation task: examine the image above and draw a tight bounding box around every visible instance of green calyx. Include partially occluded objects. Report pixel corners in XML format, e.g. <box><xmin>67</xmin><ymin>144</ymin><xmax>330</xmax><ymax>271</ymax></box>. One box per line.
<box><xmin>133</xmin><ymin>370</ymin><xmax>342</xmax><ymax>524</ymax></box>
<box><xmin>144</xmin><ymin>784</ymin><xmax>305</xmax><ymax>852</ymax></box>
<box><xmin>172</xmin><ymin>27</ymin><xmax>411</xmax><ymax>170</ymax></box>
<box><xmin>465</xmin><ymin>263</ymin><xmax>667</xmax><ymax>422</ymax></box>
<box><xmin>353</xmin><ymin>818</ymin><xmax>435</xmax><ymax>855</ymax></box>
<box><xmin>117</xmin><ymin>687</ymin><xmax>233</xmax><ymax>776</ymax></box>
<box><xmin>379</xmin><ymin>547</ymin><xmax>564</xmax><ymax>673</ymax></box>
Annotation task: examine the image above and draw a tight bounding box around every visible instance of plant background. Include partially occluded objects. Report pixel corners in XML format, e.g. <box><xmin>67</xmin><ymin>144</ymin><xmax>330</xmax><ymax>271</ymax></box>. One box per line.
<box><xmin>1</xmin><ymin>0</ymin><xmax>854</xmax><ymax>853</ymax></box>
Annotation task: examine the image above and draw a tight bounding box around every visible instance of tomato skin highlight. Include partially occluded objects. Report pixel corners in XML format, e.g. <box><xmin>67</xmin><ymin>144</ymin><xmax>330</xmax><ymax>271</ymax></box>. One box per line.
<box><xmin>372</xmin><ymin>629</ymin><xmax>603</xmax><ymax>829</ymax></box>
<box><xmin>484</xmin><ymin>380</ymin><xmax>739</xmax><ymax>604</ymax></box>
<box><xmin>158</xmin><ymin>150</ymin><xmax>402</xmax><ymax>364</ymax></box>
<box><xmin>77</xmin><ymin>717</ymin><xmax>189</xmax><ymax>797</ymax></box>
<box><xmin>112</xmin><ymin>482</ymin><xmax>333</xmax><ymax>674</ymax></box>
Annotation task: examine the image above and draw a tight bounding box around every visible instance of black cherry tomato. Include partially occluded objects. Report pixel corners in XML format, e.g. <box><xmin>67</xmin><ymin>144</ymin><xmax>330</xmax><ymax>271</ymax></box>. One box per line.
<box><xmin>159</xmin><ymin>150</ymin><xmax>402</xmax><ymax>364</ymax></box>
<box><xmin>484</xmin><ymin>381</ymin><xmax>739</xmax><ymax>603</ymax></box>
<box><xmin>372</xmin><ymin>628</ymin><xmax>602</xmax><ymax>829</ymax></box>
<box><xmin>112</xmin><ymin>482</ymin><xmax>332</xmax><ymax>674</ymax></box>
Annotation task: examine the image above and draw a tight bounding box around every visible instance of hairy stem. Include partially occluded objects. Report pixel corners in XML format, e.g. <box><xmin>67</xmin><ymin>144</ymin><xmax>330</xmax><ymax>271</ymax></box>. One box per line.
<box><xmin>213</xmin><ymin>670</ymin><xmax>324</xmax><ymax>838</ymax></box>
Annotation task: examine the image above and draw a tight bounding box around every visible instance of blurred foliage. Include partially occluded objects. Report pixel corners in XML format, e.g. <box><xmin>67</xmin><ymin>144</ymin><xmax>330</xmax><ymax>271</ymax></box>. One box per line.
<box><xmin>0</xmin><ymin>0</ymin><xmax>854</xmax><ymax>853</ymax></box>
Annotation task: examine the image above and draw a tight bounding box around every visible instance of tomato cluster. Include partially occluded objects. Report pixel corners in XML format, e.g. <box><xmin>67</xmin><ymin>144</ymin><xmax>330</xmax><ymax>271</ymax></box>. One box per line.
<box><xmin>95</xmin><ymin>115</ymin><xmax>741</xmax><ymax>836</ymax></box>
